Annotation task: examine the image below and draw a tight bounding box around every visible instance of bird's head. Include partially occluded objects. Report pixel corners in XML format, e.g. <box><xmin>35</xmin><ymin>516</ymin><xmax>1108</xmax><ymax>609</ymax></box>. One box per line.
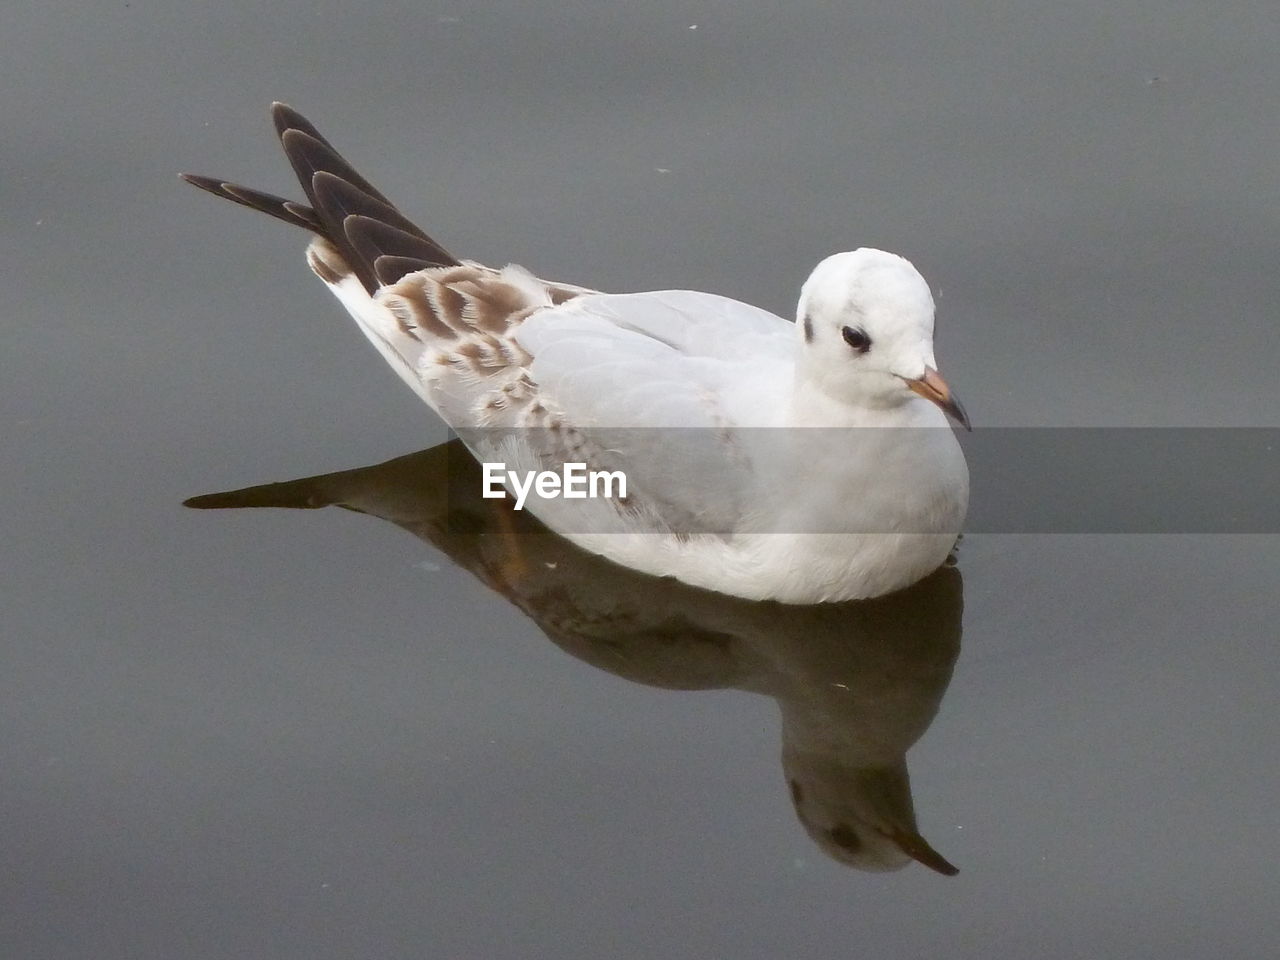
<box><xmin>796</xmin><ymin>248</ymin><xmax>969</xmax><ymax>429</ymax></box>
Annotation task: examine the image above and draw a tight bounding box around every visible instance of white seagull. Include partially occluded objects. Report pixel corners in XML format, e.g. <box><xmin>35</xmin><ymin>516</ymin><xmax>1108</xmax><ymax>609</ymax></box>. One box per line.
<box><xmin>183</xmin><ymin>103</ymin><xmax>970</xmax><ymax>604</ymax></box>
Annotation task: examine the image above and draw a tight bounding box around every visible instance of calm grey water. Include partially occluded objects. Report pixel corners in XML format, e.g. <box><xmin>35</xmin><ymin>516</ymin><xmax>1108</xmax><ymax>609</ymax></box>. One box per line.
<box><xmin>5</xmin><ymin>1</ymin><xmax>1279</xmax><ymax>958</ymax></box>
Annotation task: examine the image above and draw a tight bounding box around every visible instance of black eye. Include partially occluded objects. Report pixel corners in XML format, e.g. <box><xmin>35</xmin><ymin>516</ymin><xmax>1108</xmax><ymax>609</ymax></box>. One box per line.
<box><xmin>841</xmin><ymin>326</ymin><xmax>872</xmax><ymax>353</ymax></box>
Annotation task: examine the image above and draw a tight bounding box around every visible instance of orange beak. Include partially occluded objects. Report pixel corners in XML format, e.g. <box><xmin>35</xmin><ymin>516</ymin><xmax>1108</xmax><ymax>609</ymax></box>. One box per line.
<box><xmin>907</xmin><ymin>367</ymin><xmax>971</xmax><ymax>431</ymax></box>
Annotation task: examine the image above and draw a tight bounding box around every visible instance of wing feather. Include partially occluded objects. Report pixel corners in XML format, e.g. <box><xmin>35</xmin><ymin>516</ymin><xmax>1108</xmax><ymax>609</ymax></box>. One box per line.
<box><xmin>179</xmin><ymin>174</ymin><xmax>322</xmax><ymax>232</ymax></box>
<box><xmin>374</xmin><ymin>255</ymin><xmax>441</xmax><ymax>286</ymax></box>
<box><xmin>270</xmin><ymin>102</ymin><xmax>393</xmax><ymax>205</ymax></box>
<box><xmin>184</xmin><ymin>102</ymin><xmax>460</xmax><ymax>295</ymax></box>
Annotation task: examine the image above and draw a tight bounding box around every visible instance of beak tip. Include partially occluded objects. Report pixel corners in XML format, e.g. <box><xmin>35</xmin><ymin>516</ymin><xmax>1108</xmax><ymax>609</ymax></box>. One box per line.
<box><xmin>891</xmin><ymin>828</ymin><xmax>961</xmax><ymax>876</ymax></box>
<box><xmin>907</xmin><ymin>368</ymin><xmax>971</xmax><ymax>431</ymax></box>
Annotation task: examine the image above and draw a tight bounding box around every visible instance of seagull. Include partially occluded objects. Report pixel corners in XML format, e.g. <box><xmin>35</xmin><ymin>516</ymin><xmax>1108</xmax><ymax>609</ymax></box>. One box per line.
<box><xmin>183</xmin><ymin>103</ymin><xmax>970</xmax><ymax>604</ymax></box>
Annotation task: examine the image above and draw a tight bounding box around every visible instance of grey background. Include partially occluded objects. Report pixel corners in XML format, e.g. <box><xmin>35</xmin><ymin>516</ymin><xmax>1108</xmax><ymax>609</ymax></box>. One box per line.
<box><xmin>4</xmin><ymin>1</ymin><xmax>1279</xmax><ymax>958</ymax></box>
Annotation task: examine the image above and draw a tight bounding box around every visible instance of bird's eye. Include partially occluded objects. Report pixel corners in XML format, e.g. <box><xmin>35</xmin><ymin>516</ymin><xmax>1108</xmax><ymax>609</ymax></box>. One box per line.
<box><xmin>829</xmin><ymin>824</ymin><xmax>862</xmax><ymax>852</ymax></box>
<box><xmin>841</xmin><ymin>326</ymin><xmax>871</xmax><ymax>353</ymax></box>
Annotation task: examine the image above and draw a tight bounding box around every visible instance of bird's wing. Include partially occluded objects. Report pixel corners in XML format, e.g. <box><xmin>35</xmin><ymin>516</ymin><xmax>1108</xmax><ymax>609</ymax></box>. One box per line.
<box><xmin>479</xmin><ymin>289</ymin><xmax>796</xmax><ymax>535</ymax></box>
<box><xmin>365</xmin><ymin>279</ymin><xmax>797</xmax><ymax>534</ymax></box>
<box><xmin>514</xmin><ymin>289</ymin><xmax>795</xmax><ymax>429</ymax></box>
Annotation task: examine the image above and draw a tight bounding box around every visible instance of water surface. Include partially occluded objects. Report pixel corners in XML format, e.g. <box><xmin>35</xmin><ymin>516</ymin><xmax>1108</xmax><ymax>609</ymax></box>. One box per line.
<box><xmin>4</xmin><ymin>1</ymin><xmax>1278</xmax><ymax>957</ymax></box>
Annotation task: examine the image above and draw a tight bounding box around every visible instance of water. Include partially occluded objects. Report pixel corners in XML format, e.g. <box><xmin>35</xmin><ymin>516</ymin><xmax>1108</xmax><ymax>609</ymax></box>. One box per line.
<box><xmin>5</xmin><ymin>1</ymin><xmax>1279</xmax><ymax>957</ymax></box>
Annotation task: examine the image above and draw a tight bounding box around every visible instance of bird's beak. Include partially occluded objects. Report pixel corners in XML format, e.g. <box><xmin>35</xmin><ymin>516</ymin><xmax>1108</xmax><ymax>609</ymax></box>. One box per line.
<box><xmin>890</xmin><ymin>827</ymin><xmax>960</xmax><ymax>876</ymax></box>
<box><xmin>906</xmin><ymin>367</ymin><xmax>971</xmax><ymax>431</ymax></box>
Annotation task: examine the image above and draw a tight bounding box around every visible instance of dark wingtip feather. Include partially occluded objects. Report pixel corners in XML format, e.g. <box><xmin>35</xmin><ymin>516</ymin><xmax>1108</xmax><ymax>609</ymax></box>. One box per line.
<box><xmin>222</xmin><ymin>183</ymin><xmax>323</xmax><ymax>231</ymax></box>
<box><xmin>310</xmin><ymin>170</ymin><xmax>429</xmax><ymax>242</ymax></box>
<box><xmin>180</xmin><ymin>172</ymin><xmax>235</xmax><ymax>198</ymax></box>
<box><xmin>271</xmin><ymin>101</ymin><xmax>336</xmax><ymax>151</ymax></box>
<box><xmin>187</xmin><ymin>104</ymin><xmax>462</xmax><ymax>292</ymax></box>
<box><xmin>181</xmin><ymin>172</ymin><xmax>321</xmax><ymax>233</ymax></box>
<box><xmin>374</xmin><ymin>255</ymin><xmax>441</xmax><ymax>285</ymax></box>
<box><xmin>278</xmin><ymin>124</ymin><xmax>393</xmax><ymax>210</ymax></box>
<box><xmin>343</xmin><ymin>214</ymin><xmax>455</xmax><ymax>284</ymax></box>
<box><xmin>312</xmin><ymin>170</ymin><xmax>458</xmax><ymax>265</ymax></box>
<box><xmin>180</xmin><ymin>171</ymin><xmax>212</xmax><ymax>187</ymax></box>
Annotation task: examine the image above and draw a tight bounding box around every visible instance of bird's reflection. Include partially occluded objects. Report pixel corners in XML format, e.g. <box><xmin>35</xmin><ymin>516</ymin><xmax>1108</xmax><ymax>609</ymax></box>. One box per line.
<box><xmin>187</xmin><ymin>439</ymin><xmax>964</xmax><ymax>876</ymax></box>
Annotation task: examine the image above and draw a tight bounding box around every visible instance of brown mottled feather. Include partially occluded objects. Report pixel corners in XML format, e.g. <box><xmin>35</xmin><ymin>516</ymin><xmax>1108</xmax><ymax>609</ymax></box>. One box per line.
<box><xmin>426</xmin><ymin>281</ymin><xmax>469</xmax><ymax>330</ymax></box>
<box><xmin>382</xmin><ymin>266</ymin><xmax>562</xmax><ymax>358</ymax></box>
<box><xmin>382</xmin><ymin>279</ymin><xmax>459</xmax><ymax>340</ymax></box>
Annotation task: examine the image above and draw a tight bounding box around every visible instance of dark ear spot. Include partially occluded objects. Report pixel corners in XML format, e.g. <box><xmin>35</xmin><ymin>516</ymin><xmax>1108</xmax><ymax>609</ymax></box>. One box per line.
<box><xmin>829</xmin><ymin>824</ymin><xmax>861</xmax><ymax>852</ymax></box>
<box><xmin>803</xmin><ymin>316</ymin><xmax>814</xmax><ymax>344</ymax></box>
<box><xmin>789</xmin><ymin>779</ymin><xmax>804</xmax><ymax>804</ymax></box>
